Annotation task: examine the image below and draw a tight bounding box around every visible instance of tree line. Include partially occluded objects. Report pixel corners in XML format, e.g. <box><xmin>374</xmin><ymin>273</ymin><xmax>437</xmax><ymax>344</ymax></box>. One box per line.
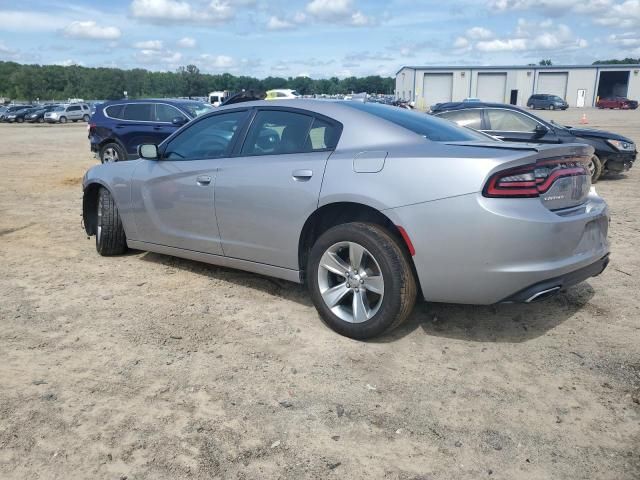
<box><xmin>0</xmin><ymin>61</ymin><xmax>395</xmax><ymax>101</ymax></box>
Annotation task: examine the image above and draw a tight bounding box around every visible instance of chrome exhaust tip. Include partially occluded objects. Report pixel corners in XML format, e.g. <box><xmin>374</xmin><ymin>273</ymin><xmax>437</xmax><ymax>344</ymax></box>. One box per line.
<box><xmin>525</xmin><ymin>286</ymin><xmax>561</xmax><ymax>303</ymax></box>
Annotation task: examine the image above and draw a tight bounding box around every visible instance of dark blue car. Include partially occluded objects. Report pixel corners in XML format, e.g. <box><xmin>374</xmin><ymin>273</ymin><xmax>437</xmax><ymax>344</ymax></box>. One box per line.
<box><xmin>89</xmin><ymin>99</ymin><xmax>214</xmax><ymax>163</ymax></box>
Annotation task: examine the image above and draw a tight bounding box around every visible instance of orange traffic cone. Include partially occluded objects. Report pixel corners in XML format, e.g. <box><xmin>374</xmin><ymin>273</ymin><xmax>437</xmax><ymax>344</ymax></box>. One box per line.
<box><xmin>580</xmin><ymin>113</ymin><xmax>589</xmax><ymax>124</ymax></box>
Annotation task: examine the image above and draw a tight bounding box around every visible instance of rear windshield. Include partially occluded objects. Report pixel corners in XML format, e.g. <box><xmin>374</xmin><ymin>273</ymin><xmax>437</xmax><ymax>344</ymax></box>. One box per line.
<box><xmin>178</xmin><ymin>102</ymin><xmax>215</xmax><ymax>118</ymax></box>
<box><xmin>342</xmin><ymin>102</ymin><xmax>488</xmax><ymax>142</ymax></box>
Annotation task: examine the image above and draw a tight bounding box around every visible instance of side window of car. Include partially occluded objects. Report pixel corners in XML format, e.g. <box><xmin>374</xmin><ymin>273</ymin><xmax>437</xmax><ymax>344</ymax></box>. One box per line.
<box><xmin>67</xmin><ymin>106</ymin><xmax>81</xmax><ymax>112</ymax></box>
<box><xmin>437</xmin><ymin>109</ymin><xmax>482</xmax><ymax>130</ymax></box>
<box><xmin>305</xmin><ymin>117</ymin><xmax>341</xmax><ymax>151</ymax></box>
<box><xmin>486</xmin><ymin>109</ymin><xmax>538</xmax><ymax>132</ymax></box>
<box><xmin>105</xmin><ymin>104</ymin><xmax>125</xmax><ymax>119</ymax></box>
<box><xmin>155</xmin><ymin>104</ymin><xmax>187</xmax><ymax>123</ymax></box>
<box><xmin>241</xmin><ymin>110</ymin><xmax>314</xmax><ymax>156</ymax></box>
<box><xmin>123</xmin><ymin>103</ymin><xmax>153</xmax><ymax>121</ymax></box>
<box><xmin>164</xmin><ymin>110</ymin><xmax>247</xmax><ymax>161</ymax></box>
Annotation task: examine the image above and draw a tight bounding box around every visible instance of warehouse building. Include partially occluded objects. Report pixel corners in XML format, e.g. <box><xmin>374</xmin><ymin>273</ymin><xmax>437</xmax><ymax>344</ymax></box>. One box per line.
<box><xmin>396</xmin><ymin>64</ymin><xmax>640</xmax><ymax>110</ymax></box>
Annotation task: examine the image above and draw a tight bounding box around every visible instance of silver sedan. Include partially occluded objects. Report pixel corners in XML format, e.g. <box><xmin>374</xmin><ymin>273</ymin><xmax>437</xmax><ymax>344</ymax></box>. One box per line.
<box><xmin>82</xmin><ymin>100</ymin><xmax>609</xmax><ymax>339</ymax></box>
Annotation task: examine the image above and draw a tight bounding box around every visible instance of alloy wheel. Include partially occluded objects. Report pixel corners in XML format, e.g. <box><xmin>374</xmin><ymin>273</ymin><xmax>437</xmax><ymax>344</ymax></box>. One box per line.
<box><xmin>317</xmin><ymin>241</ymin><xmax>384</xmax><ymax>323</ymax></box>
<box><xmin>102</xmin><ymin>147</ymin><xmax>119</xmax><ymax>163</ymax></box>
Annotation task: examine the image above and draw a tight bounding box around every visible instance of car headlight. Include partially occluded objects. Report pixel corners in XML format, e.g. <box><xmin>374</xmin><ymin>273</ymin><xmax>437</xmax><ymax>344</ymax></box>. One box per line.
<box><xmin>607</xmin><ymin>139</ymin><xmax>635</xmax><ymax>152</ymax></box>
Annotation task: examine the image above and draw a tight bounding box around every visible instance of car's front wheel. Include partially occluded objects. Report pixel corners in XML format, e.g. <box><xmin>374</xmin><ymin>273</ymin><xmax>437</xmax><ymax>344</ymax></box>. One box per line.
<box><xmin>588</xmin><ymin>154</ymin><xmax>603</xmax><ymax>183</ymax></box>
<box><xmin>549</xmin><ymin>104</ymin><xmax>555</xmax><ymax>110</ymax></box>
<box><xmin>96</xmin><ymin>187</ymin><xmax>127</xmax><ymax>256</ymax></box>
<box><xmin>100</xmin><ymin>142</ymin><xmax>125</xmax><ymax>163</ymax></box>
<box><xmin>59</xmin><ymin>116</ymin><xmax>67</xmax><ymax>124</ymax></box>
<box><xmin>307</xmin><ymin>222</ymin><xmax>417</xmax><ymax>339</ymax></box>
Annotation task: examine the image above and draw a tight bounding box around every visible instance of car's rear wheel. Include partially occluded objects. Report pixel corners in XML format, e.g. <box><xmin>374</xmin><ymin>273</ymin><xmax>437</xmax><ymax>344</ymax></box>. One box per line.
<box><xmin>59</xmin><ymin>116</ymin><xmax>67</xmax><ymax>124</ymax></box>
<box><xmin>96</xmin><ymin>187</ymin><xmax>127</xmax><ymax>256</ymax></box>
<box><xmin>83</xmin><ymin>114</ymin><xmax>90</xmax><ymax>122</ymax></box>
<box><xmin>307</xmin><ymin>222</ymin><xmax>416</xmax><ymax>340</ymax></box>
<box><xmin>100</xmin><ymin>143</ymin><xmax>125</xmax><ymax>163</ymax></box>
<box><xmin>588</xmin><ymin>155</ymin><xmax>603</xmax><ymax>183</ymax></box>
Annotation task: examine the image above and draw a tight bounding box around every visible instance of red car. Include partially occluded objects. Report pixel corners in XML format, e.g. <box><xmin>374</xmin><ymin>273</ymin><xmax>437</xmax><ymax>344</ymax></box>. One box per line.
<box><xmin>596</xmin><ymin>96</ymin><xmax>638</xmax><ymax>109</ymax></box>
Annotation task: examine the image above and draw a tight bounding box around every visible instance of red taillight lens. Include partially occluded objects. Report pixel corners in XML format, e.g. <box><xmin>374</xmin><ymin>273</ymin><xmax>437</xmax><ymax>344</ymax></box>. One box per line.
<box><xmin>483</xmin><ymin>156</ymin><xmax>590</xmax><ymax>198</ymax></box>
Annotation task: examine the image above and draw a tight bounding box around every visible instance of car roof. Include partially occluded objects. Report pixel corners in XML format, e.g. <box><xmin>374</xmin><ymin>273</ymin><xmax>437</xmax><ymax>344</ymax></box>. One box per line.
<box><xmin>431</xmin><ymin>102</ymin><xmax>528</xmax><ymax>113</ymax></box>
<box><xmin>102</xmin><ymin>98</ymin><xmax>205</xmax><ymax>105</ymax></box>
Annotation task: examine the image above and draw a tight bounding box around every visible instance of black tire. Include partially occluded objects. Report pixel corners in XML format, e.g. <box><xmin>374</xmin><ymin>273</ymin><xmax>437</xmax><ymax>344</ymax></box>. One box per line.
<box><xmin>96</xmin><ymin>187</ymin><xmax>127</xmax><ymax>256</ymax></box>
<box><xmin>589</xmin><ymin>154</ymin><xmax>603</xmax><ymax>183</ymax></box>
<box><xmin>99</xmin><ymin>142</ymin><xmax>125</xmax><ymax>163</ymax></box>
<box><xmin>17</xmin><ymin>117</ymin><xmax>24</xmax><ymax>123</ymax></box>
<box><xmin>59</xmin><ymin>116</ymin><xmax>67</xmax><ymax>124</ymax></box>
<box><xmin>83</xmin><ymin>114</ymin><xmax>90</xmax><ymax>122</ymax></box>
<box><xmin>549</xmin><ymin>104</ymin><xmax>555</xmax><ymax>110</ymax></box>
<box><xmin>527</xmin><ymin>104</ymin><xmax>533</xmax><ymax>109</ymax></box>
<box><xmin>307</xmin><ymin>222</ymin><xmax>417</xmax><ymax>340</ymax></box>
<box><xmin>38</xmin><ymin>117</ymin><xmax>44</xmax><ymax>123</ymax></box>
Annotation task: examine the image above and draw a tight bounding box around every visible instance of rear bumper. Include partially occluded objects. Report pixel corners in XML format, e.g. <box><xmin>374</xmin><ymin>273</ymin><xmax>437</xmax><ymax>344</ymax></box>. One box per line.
<box><xmin>385</xmin><ymin>192</ymin><xmax>610</xmax><ymax>304</ymax></box>
<box><xmin>500</xmin><ymin>254</ymin><xmax>609</xmax><ymax>303</ymax></box>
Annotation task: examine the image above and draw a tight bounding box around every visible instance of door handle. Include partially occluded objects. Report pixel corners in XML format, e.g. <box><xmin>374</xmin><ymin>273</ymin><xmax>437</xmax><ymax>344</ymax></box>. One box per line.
<box><xmin>196</xmin><ymin>175</ymin><xmax>212</xmax><ymax>186</ymax></box>
<box><xmin>292</xmin><ymin>169</ymin><xmax>313</xmax><ymax>181</ymax></box>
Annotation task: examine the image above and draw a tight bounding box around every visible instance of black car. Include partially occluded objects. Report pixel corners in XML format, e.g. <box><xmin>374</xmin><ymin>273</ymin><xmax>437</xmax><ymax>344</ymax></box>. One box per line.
<box><xmin>431</xmin><ymin>102</ymin><xmax>636</xmax><ymax>181</ymax></box>
<box><xmin>26</xmin><ymin>105</ymin><xmax>60</xmax><ymax>123</ymax></box>
<box><xmin>4</xmin><ymin>106</ymin><xmax>40</xmax><ymax>123</ymax></box>
<box><xmin>526</xmin><ymin>94</ymin><xmax>569</xmax><ymax>110</ymax></box>
<box><xmin>0</xmin><ymin>105</ymin><xmax>33</xmax><ymax>122</ymax></box>
<box><xmin>89</xmin><ymin>99</ymin><xmax>214</xmax><ymax>163</ymax></box>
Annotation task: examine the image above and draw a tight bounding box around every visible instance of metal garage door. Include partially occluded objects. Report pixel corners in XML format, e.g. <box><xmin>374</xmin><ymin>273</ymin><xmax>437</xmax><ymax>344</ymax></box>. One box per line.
<box><xmin>477</xmin><ymin>73</ymin><xmax>506</xmax><ymax>103</ymax></box>
<box><xmin>422</xmin><ymin>73</ymin><xmax>453</xmax><ymax>108</ymax></box>
<box><xmin>537</xmin><ymin>72</ymin><xmax>568</xmax><ymax>99</ymax></box>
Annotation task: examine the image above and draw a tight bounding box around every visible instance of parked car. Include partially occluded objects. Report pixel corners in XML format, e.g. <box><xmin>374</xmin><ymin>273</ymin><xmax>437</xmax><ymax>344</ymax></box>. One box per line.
<box><xmin>526</xmin><ymin>94</ymin><xmax>569</xmax><ymax>110</ymax></box>
<box><xmin>596</xmin><ymin>96</ymin><xmax>638</xmax><ymax>110</ymax></box>
<box><xmin>3</xmin><ymin>106</ymin><xmax>37</xmax><ymax>123</ymax></box>
<box><xmin>26</xmin><ymin>105</ymin><xmax>60</xmax><ymax>123</ymax></box>
<box><xmin>89</xmin><ymin>98</ymin><xmax>215</xmax><ymax>163</ymax></box>
<box><xmin>45</xmin><ymin>103</ymin><xmax>91</xmax><ymax>123</ymax></box>
<box><xmin>82</xmin><ymin>100</ymin><xmax>609</xmax><ymax>339</ymax></box>
<box><xmin>0</xmin><ymin>104</ymin><xmax>32</xmax><ymax>122</ymax></box>
<box><xmin>431</xmin><ymin>102</ymin><xmax>636</xmax><ymax>181</ymax></box>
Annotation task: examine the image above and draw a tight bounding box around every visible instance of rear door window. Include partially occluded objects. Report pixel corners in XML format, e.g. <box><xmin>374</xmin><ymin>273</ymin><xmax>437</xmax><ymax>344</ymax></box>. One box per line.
<box><xmin>437</xmin><ymin>109</ymin><xmax>482</xmax><ymax>130</ymax></box>
<box><xmin>123</xmin><ymin>103</ymin><xmax>153</xmax><ymax>121</ymax></box>
<box><xmin>67</xmin><ymin>106</ymin><xmax>81</xmax><ymax>112</ymax></box>
<box><xmin>486</xmin><ymin>109</ymin><xmax>538</xmax><ymax>132</ymax></box>
<box><xmin>241</xmin><ymin>110</ymin><xmax>314</xmax><ymax>155</ymax></box>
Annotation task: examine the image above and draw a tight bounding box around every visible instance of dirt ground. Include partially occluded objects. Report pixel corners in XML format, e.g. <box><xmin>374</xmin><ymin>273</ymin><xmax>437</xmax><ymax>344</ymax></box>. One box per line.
<box><xmin>0</xmin><ymin>108</ymin><xmax>639</xmax><ymax>480</ymax></box>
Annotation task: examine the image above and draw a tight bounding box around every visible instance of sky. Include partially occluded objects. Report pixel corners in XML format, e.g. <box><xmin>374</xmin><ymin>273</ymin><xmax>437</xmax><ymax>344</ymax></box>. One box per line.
<box><xmin>1</xmin><ymin>0</ymin><xmax>640</xmax><ymax>78</ymax></box>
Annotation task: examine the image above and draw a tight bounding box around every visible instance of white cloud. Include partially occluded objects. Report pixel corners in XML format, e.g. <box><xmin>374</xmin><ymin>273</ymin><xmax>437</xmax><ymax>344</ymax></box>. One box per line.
<box><xmin>608</xmin><ymin>32</ymin><xmax>640</xmax><ymax>47</ymax></box>
<box><xmin>466</xmin><ymin>26</ymin><xmax>493</xmax><ymax>39</ymax></box>
<box><xmin>200</xmin><ymin>53</ymin><xmax>235</xmax><ymax>68</ymax></box>
<box><xmin>267</xmin><ymin>16</ymin><xmax>296</xmax><ymax>30</ymax></box>
<box><xmin>135</xmin><ymin>48</ymin><xmax>183</xmax><ymax>67</ymax></box>
<box><xmin>476</xmin><ymin>38</ymin><xmax>527</xmax><ymax>52</ymax></box>
<box><xmin>0</xmin><ymin>10</ymin><xmax>60</xmax><ymax>31</ymax></box>
<box><xmin>131</xmin><ymin>0</ymin><xmax>234</xmax><ymax>24</ymax></box>
<box><xmin>63</xmin><ymin>20</ymin><xmax>121</xmax><ymax>40</ymax></box>
<box><xmin>133</xmin><ymin>40</ymin><xmax>163</xmax><ymax>50</ymax></box>
<box><xmin>595</xmin><ymin>0</ymin><xmax>640</xmax><ymax>28</ymax></box>
<box><xmin>453</xmin><ymin>36</ymin><xmax>470</xmax><ymax>49</ymax></box>
<box><xmin>55</xmin><ymin>59</ymin><xmax>83</xmax><ymax>67</ymax></box>
<box><xmin>177</xmin><ymin>36</ymin><xmax>197</xmax><ymax>48</ymax></box>
<box><xmin>305</xmin><ymin>0</ymin><xmax>376</xmax><ymax>26</ymax></box>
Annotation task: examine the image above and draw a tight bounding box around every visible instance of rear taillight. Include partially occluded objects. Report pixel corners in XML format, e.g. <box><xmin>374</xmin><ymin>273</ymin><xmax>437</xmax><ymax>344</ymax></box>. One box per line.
<box><xmin>88</xmin><ymin>122</ymin><xmax>96</xmax><ymax>132</ymax></box>
<box><xmin>483</xmin><ymin>156</ymin><xmax>589</xmax><ymax>198</ymax></box>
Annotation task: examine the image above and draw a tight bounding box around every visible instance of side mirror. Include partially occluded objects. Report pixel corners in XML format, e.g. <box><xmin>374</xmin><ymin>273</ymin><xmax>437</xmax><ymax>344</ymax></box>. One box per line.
<box><xmin>138</xmin><ymin>143</ymin><xmax>159</xmax><ymax>160</ymax></box>
<box><xmin>172</xmin><ymin>116</ymin><xmax>188</xmax><ymax>126</ymax></box>
<box><xmin>534</xmin><ymin>124</ymin><xmax>549</xmax><ymax>136</ymax></box>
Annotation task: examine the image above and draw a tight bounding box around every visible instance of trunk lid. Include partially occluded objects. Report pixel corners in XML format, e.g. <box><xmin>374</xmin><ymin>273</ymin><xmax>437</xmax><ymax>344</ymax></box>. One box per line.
<box><xmin>450</xmin><ymin>141</ymin><xmax>594</xmax><ymax>211</ymax></box>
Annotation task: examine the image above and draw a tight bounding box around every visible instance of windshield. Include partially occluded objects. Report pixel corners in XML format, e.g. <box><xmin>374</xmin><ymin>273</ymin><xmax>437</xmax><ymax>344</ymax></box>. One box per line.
<box><xmin>343</xmin><ymin>102</ymin><xmax>490</xmax><ymax>142</ymax></box>
<box><xmin>178</xmin><ymin>102</ymin><xmax>215</xmax><ymax>118</ymax></box>
<box><xmin>553</xmin><ymin>96</ymin><xmax>564</xmax><ymax>102</ymax></box>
